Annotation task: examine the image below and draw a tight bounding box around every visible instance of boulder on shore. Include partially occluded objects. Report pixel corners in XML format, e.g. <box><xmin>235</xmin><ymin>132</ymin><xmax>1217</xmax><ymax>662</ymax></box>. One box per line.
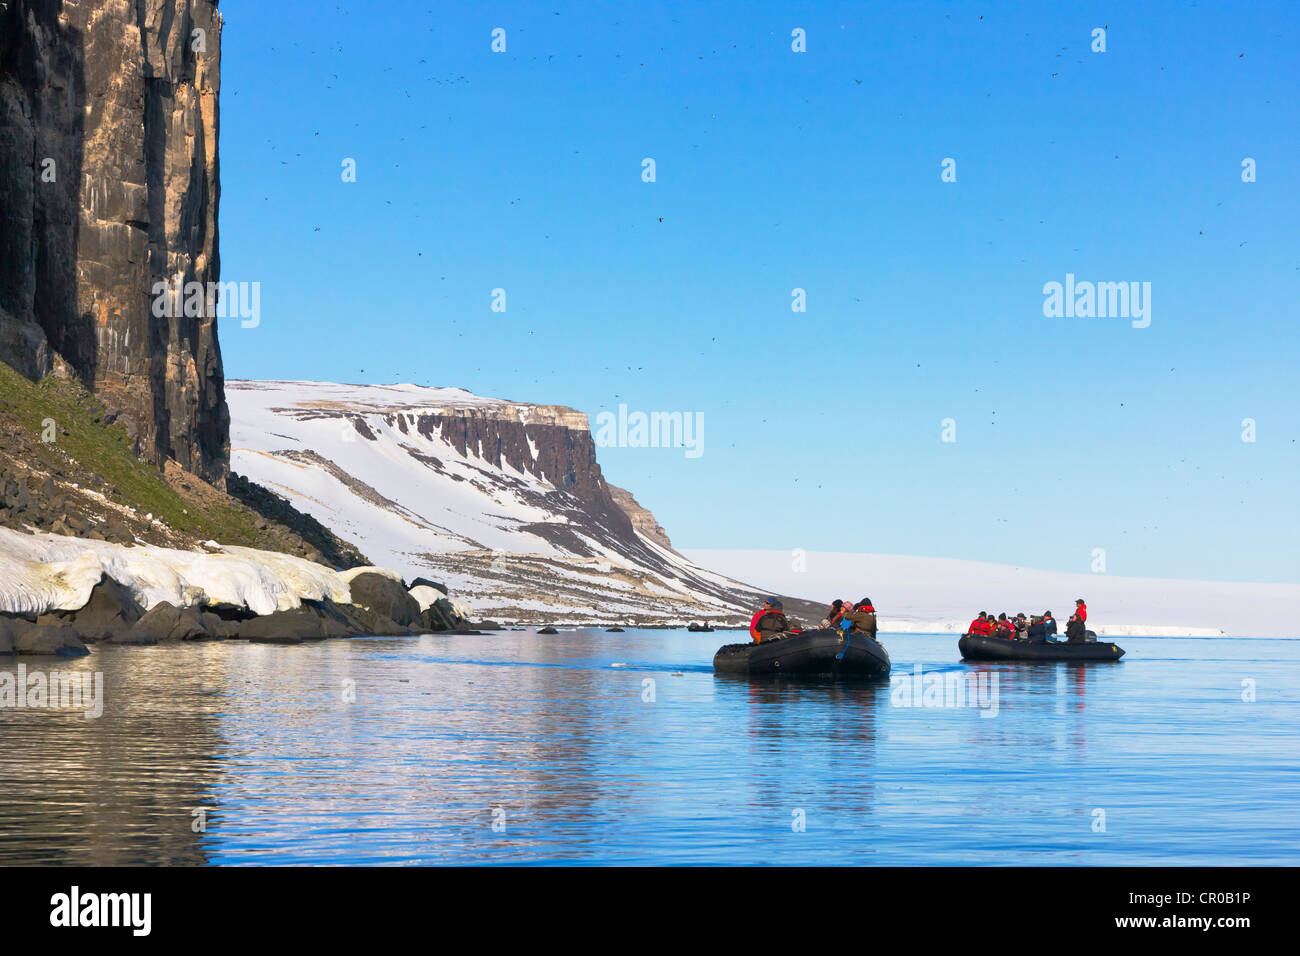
<box><xmin>240</xmin><ymin>608</ymin><xmax>336</xmax><ymax>643</ymax></box>
<box><xmin>324</xmin><ymin>600</ymin><xmax>416</xmax><ymax>636</ymax></box>
<box><xmin>0</xmin><ymin>572</ymin><xmax>461</xmax><ymax>649</ymax></box>
<box><xmin>419</xmin><ymin>595</ymin><xmax>471</xmax><ymax>633</ymax></box>
<box><xmin>235</xmin><ymin>600</ymin><xmax>417</xmax><ymax>642</ymax></box>
<box><xmin>0</xmin><ymin>616</ymin><xmax>90</xmax><ymax>657</ymax></box>
<box><xmin>435</xmin><ymin>597</ymin><xmax>468</xmax><ymax>628</ymax></box>
<box><xmin>60</xmin><ymin>575</ymin><xmax>144</xmax><ymax>642</ymax></box>
<box><xmin>349</xmin><ymin>572</ymin><xmax>421</xmax><ymax>627</ymax></box>
<box><xmin>419</xmin><ymin>604</ymin><xmax>451</xmax><ymax>632</ymax></box>
<box><xmin>241</xmin><ymin>613</ymin><xmax>317</xmax><ymax>642</ymax></box>
<box><xmin>124</xmin><ymin>602</ymin><xmax>216</xmax><ymax>643</ymax></box>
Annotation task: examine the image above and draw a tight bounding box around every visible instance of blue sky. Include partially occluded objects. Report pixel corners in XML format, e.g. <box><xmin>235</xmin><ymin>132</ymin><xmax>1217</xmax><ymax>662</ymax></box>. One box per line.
<box><xmin>217</xmin><ymin>0</ymin><xmax>1299</xmax><ymax>582</ymax></box>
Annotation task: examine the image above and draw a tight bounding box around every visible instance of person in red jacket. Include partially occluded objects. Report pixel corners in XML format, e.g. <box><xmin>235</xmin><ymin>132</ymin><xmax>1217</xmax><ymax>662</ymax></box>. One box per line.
<box><xmin>750</xmin><ymin>598</ymin><xmax>789</xmax><ymax>643</ymax></box>
<box><xmin>1075</xmin><ymin>598</ymin><xmax>1088</xmax><ymax>623</ymax></box>
<box><xmin>969</xmin><ymin>612</ymin><xmax>994</xmax><ymax>636</ymax></box>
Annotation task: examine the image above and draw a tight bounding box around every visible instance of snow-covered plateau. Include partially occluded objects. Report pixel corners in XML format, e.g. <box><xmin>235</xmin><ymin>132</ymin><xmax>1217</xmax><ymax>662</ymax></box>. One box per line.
<box><xmin>226</xmin><ymin>380</ymin><xmax>769</xmax><ymax>624</ymax></box>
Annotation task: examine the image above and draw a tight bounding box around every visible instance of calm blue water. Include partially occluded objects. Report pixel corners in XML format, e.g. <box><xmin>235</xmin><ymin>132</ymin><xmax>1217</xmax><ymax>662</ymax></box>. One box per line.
<box><xmin>1</xmin><ymin>629</ymin><xmax>1296</xmax><ymax>865</ymax></box>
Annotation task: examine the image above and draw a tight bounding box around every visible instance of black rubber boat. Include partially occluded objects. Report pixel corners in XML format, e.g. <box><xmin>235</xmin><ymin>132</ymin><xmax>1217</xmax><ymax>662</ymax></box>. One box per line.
<box><xmin>958</xmin><ymin>633</ymin><xmax>1125</xmax><ymax>662</ymax></box>
<box><xmin>713</xmin><ymin>628</ymin><xmax>890</xmax><ymax>678</ymax></box>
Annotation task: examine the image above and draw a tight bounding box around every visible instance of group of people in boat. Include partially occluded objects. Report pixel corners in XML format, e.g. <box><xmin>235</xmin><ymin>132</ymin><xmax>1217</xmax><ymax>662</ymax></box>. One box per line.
<box><xmin>967</xmin><ymin>599</ymin><xmax>1091</xmax><ymax>644</ymax></box>
<box><xmin>746</xmin><ymin>596</ymin><xmax>1093</xmax><ymax>645</ymax></box>
<box><xmin>821</xmin><ymin>599</ymin><xmax>878</xmax><ymax>640</ymax></box>
<box><xmin>747</xmin><ymin>597</ymin><xmax>879</xmax><ymax>643</ymax></box>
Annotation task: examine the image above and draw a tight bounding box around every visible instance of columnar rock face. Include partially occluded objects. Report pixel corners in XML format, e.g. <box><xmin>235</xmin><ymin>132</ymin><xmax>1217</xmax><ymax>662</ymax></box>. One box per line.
<box><xmin>405</xmin><ymin>405</ymin><xmax>639</xmax><ymax>543</ymax></box>
<box><xmin>0</xmin><ymin>0</ymin><xmax>228</xmax><ymax>483</ymax></box>
<box><xmin>607</xmin><ymin>484</ymin><xmax>675</xmax><ymax>553</ymax></box>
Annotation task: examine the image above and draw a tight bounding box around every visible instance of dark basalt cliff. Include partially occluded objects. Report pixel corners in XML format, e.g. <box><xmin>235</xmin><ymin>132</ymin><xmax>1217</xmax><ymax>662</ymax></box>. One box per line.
<box><xmin>392</xmin><ymin>404</ymin><xmax>718</xmax><ymax>592</ymax></box>
<box><xmin>0</xmin><ymin>0</ymin><xmax>228</xmax><ymax>483</ymax></box>
<box><xmin>607</xmin><ymin>484</ymin><xmax>675</xmax><ymax>552</ymax></box>
<box><xmin>396</xmin><ymin>406</ymin><xmax>639</xmax><ymax>545</ymax></box>
<box><xmin>384</xmin><ymin>405</ymin><xmax>813</xmax><ymax>619</ymax></box>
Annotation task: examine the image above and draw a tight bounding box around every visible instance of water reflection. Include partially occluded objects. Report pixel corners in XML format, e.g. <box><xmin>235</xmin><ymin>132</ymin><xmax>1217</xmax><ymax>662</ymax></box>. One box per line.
<box><xmin>0</xmin><ymin>632</ymin><xmax>1295</xmax><ymax>865</ymax></box>
<box><xmin>0</xmin><ymin>645</ymin><xmax>228</xmax><ymax>865</ymax></box>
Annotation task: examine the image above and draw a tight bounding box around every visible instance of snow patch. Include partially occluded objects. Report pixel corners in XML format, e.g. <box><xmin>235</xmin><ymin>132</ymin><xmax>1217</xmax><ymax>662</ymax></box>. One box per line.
<box><xmin>0</xmin><ymin>527</ymin><xmax>351</xmax><ymax>617</ymax></box>
<box><xmin>409</xmin><ymin>585</ymin><xmax>442</xmax><ymax>611</ymax></box>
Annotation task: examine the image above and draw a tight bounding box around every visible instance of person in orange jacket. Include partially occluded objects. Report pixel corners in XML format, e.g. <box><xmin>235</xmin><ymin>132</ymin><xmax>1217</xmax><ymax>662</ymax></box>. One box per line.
<box><xmin>750</xmin><ymin>598</ymin><xmax>789</xmax><ymax>643</ymax></box>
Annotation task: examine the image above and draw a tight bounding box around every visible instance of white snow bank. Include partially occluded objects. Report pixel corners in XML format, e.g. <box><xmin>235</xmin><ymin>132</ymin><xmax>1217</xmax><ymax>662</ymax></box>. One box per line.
<box><xmin>0</xmin><ymin>528</ymin><xmax>351</xmax><ymax>617</ymax></box>
<box><xmin>684</xmin><ymin>549</ymin><xmax>1300</xmax><ymax>639</ymax></box>
<box><xmin>409</xmin><ymin>584</ymin><xmax>443</xmax><ymax>611</ymax></box>
<box><xmin>339</xmin><ymin>565</ymin><xmax>405</xmax><ymax>585</ymax></box>
<box><xmin>410</xmin><ymin>585</ymin><xmax>474</xmax><ymax>621</ymax></box>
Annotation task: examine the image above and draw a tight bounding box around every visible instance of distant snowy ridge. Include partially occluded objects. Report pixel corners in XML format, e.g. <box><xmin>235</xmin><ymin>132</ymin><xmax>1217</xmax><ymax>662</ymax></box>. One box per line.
<box><xmin>227</xmin><ymin>380</ymin><xmax>771</xmax><ymax>624</ymax></box>
<box><xmin>258</xmin><ymin>380</ymin><xmax>590</xmax><ymax>429</ymax></box>
<box><xmin>873</xmin><ymin>618</ymin><xmax>1224</xmax><ymax>638</ymax></box>
<box><xmin>684</xmin><ymin>549</ymin><xmax>1297</xmax><ymax>638</ymax></box>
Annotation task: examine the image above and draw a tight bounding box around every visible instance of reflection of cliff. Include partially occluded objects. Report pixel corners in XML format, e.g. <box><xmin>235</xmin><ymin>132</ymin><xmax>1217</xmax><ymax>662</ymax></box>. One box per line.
<box><xmin>192</xmin><ymin>636</ymin><xmax>618</xmax><ymax>863</ymax></box>
<box><xmin>0</xmin><ymin>0</ymin><xmax>229</xmax><ymax>483</ymax></box>
<box><xmin>0</xmin><ymin>650</ymin><xmax>223</xmax><ymax>864</ymax></box>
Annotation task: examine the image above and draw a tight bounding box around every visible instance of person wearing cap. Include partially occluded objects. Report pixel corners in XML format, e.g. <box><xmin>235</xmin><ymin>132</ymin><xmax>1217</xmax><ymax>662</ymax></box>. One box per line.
<box><xmin>1075</xmin><ymin>599</ymin><xmax>1088</xmax><ymax>624</ymax></box>
<box><xmin>1042</xmin><ymin>611</ymin><xmax>1058</xmax><ymax>639</ymax></box>
<box><xmin>844</xmin><ymin>598</ymin><xmax>878</xmax><ymax>640</ymax></box>
<box><xmin>1014</xmin><ymin>613</ymin><xmax>1028</xmax><ymax>639</ymax></box>
<box><xmin>750</xmin><ymin>598</ymin><xmax>790</xmax><ymax>643</ymax></box>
